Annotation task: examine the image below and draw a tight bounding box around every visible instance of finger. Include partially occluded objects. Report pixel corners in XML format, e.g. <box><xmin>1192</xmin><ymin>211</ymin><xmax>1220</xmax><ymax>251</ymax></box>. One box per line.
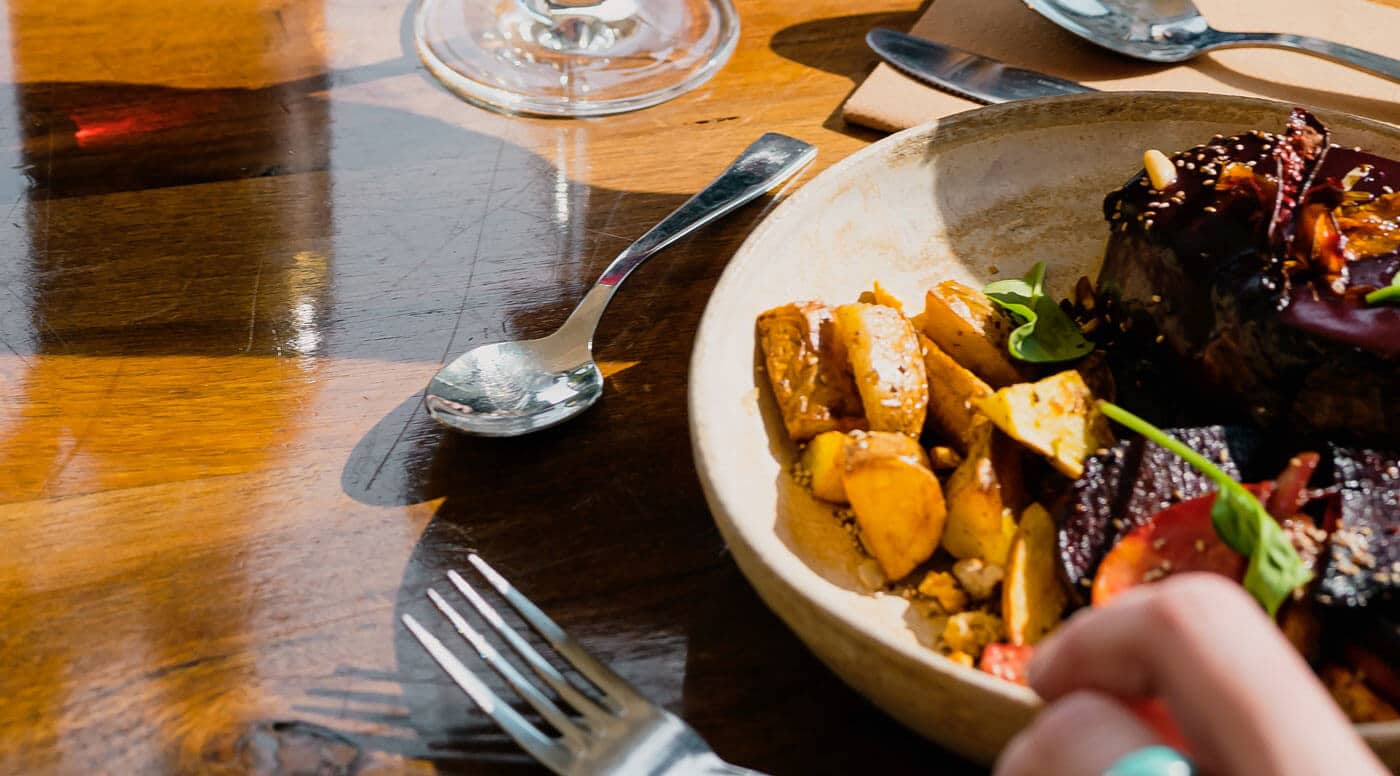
<box><xmin>995</xmin><ymin>691</ymin><xmax>1162</xmax><ymax>776</ymax></box>
<box><xmin>1027</xmin><ymin>574</ymin><xmax>1366</xmax><ymax>775</ymax></box>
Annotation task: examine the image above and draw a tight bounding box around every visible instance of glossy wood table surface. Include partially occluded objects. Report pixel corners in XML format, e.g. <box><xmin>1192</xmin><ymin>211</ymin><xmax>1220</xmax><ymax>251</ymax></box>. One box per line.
<box><xmin>0</xmin><ymin>1</ymin><xmax>991</xmax><ymax>773</ymax></box>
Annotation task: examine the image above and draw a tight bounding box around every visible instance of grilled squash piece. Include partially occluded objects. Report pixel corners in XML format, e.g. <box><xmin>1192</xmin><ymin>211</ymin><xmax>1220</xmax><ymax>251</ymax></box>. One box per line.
<box><xmin>915</xmin><ymin>281</ymin><xmax>1025</xmax><ymax>387</ymax></box>
<box><xmin>1003</xmin><ymin>503</ymin><xmax>1068</xmax><ymax>645</ymax></box>
<box><xmin>942</xmin><ymin>420</ymin><xmax>1024</xmax><ymax>566</ymax></box>
<box><xmin>757</xmin><ymin>302</ymin><xmax>866</xmax><ymax>442</ymax></box>
<box><xmin>834</xmin><ymin>303</ymin><xmax>928</xmax><ymax>437</ymax></box>
<box><xmin>920</xmin><ymin>334</ymin><xmax>993</xmax><ymax>453</ymax></box>
<box><xmin>845</xmin><ymin>454</ymin><xmax>946</xmax><ymax>580</ymax></box>
<box><xmin>975</xmin><ymin>370</ymin><xmax>1115</xmax><ymax>479</ymax></box>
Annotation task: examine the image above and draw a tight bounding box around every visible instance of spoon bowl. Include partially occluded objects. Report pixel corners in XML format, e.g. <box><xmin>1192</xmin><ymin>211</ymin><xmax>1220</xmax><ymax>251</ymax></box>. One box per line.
<box><xmin>1026</xmin><ymin>0</ymin><xmax>1400</xmax><ymax>81</ymax></box>
<box><xmin>425</xmin><ymin>333</ymin><xmax>603</xmax><ymax>437</ymax></box>
<box><xmin>424</xmin><ymin>132</ymin><xmax>817</xmax><ymax>437</ymax></box>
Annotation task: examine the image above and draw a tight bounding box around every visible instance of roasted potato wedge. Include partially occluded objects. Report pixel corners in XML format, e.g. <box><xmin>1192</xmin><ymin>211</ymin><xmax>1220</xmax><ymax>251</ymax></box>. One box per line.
<box><xmin>799</xmin><ymin>430</ymin><xmax>926</xmax><ymax>503</ymax></box>
<box><xmin>942</xmin><ymin>420</ymin><xmax>1023</xmax><ymax>566</ymax></box>
<box><xmin>1003</xmin><ymin>503</ymin><xmax>1068</xmax><ymax>646</ymax></box>
<box><xmin>916</xmin><ymin>281</ymin><xmax>1024</xmax><ymax>387</ymax></box>
<box><xmin>757</xmin><ymin>302</ymin><xmax>866</xmax><ymax>442</ymax></box>
<box><xmin>919</xmin><ymin>334</ymin><xmax>993</xmax><ymax>452</ymax></box>
<box><xmin>844</xmin><ymin>455</ymin><xmax>946</xmax><ymax>580</ymax></box>
<box><xmin>974</xmin><ymin>370</ymin><xmax>1115</xmax><ymax>479</ymax></box>
<box><xmin>834</xmin><ymin>303</ymin><xmax>928</xmax><ymax>437</ymax></box>
<box><xmin>800</xmin><ymin>431</ymin><xmax>850</xmax><ymax>502</ymax></box>
<box><xmin>843</xmin><ymin>430</ymin><xmax>929</xmax><ymax>471</ymax></box>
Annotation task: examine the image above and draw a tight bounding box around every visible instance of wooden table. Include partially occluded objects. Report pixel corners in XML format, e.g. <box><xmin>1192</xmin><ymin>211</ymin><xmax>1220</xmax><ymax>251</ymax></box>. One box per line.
<box><xmin>0</xmin><ymin>0</ymin><xmax>988</xmax><ymax>773</ymax></box>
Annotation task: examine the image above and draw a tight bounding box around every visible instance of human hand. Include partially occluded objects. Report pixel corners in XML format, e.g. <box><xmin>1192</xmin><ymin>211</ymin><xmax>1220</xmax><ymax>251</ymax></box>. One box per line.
<box><xmin>993</xmin><ymin>573</ymin><xmax>1387</xmax><ymax>776</ymax></box>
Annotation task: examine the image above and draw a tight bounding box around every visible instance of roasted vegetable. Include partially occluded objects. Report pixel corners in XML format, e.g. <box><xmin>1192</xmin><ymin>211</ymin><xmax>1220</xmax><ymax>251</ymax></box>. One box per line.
<box><xmin>1091</xmin><ymin>489</ymin><xmax>1250</xmax><ymax>607</ymax></box>
<box><xmin>1317</xmin><ymin>446</ymin><xmax>1400</xmax><ymax>609</ymax></box>
<box><xmin>919</xmin><ymin>334</ymin><xmax>992</xmax><ymax>452</ymax></box>
<box><xmin>801</xmin><ymin>430</ymin><xmax>929</xmax><ymax>504</ymax></box>
<box><xmin>942</xmin><ymin>421</ymin><xmax>1023</xmax><ymax>566</ymax></box>
<box><xmin>979</xmin><ymin>643</ymin><xmax>1034</xmax><ymax>685</ymax></box>
<box><xmin>1003</xmin><ymin>504</ymin><xmax>1067</xmax><ymax>645</ymax></box>
<box><xmin>756</xmin><ymin>302</ymin><xmax>865</xmax><ymax>442</ymax></box>
<box><xmin>975</xmin><ymin>370</ymin><xmax>1114</xmax><ymax>479</ymax></box>
<box><xmin>844</xmin><ymin>454</ymin><xmax>947</xmax><ymax>580</ymax></box>
<box><xmin>834</xmin><ymin>303</ymin><xmax>928</xmax><ymax>437</ymax></box>
<box><xmin>915</xmin><ymin>281</ymin><xmax>1024</xmax><ymax>387</ymax></box>
<box><xmin>1058</xmin><ymin>425</ymin><xmax>1266</xmax><ymax>593</ymax></box>
<box><xmin>800</xmin><ymin>431</ymin><xmax>850</xmax><ymax>503</ymax></box>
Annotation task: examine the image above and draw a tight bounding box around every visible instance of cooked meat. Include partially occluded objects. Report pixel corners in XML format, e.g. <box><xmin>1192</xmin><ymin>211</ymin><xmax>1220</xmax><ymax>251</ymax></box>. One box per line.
<box><xmin>1096</xmin><ymin>109</ymin><xmax>1400</xmax><ymax>441</ymax></box>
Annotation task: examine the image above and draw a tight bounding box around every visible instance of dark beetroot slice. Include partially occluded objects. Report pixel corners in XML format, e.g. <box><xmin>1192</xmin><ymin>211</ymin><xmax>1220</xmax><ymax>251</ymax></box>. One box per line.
<box><xmin>1317</xmin><ymin>446</ymin><xmax>1400</xmax><ymax>608</ymax></box>
<box><xmin>1058</xmin><ymin>425</ymin><xmax>1264</xmax><ymax>595</ymax></box>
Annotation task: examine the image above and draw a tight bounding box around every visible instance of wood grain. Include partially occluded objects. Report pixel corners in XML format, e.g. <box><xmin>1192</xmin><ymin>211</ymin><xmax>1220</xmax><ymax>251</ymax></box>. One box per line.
<box><xmin>0</xmin><ymin>0</ymin><xmax>986</xmax><ymax>773</ymax></box>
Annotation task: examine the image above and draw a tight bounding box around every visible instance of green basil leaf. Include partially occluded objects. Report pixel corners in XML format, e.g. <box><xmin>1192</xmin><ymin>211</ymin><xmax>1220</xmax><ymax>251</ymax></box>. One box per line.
<box><xmin>983</xmin><ymin>262</ymin><xmax>1093</xmax><ymax>364</ymax></box>
<box><xmin>1098</xmin><ymin>401</ymin><xmax>1313</xmax><ymax>617</ymax></box>
<box><xmin>1365</xmin><ymin>274</ymin><xmax>1400</xmax><ymax>305</ymax></box>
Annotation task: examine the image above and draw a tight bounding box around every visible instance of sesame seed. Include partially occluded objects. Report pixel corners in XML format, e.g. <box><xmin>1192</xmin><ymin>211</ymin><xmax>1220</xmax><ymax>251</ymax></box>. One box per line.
<box><xmin>1235</xmin><ymin>144</ymin><xmax>1244</xmax><ymax>151</ymax></box>
<box><xmin>1155</xmin><ymin>334</ymin><xmax>1164</xmax><ymax>344</ymax></box>
<box><xmin>1185</xmin><ymin>162</ymin><xmax>1195</xmax><ymax>170</ymax></box>
<box><xmin>1203</xmin><ymin>179</ymin><xmax>1216</xmax><ymax>186</ymax></box>
<box><xmin>1204</xmin><ymin>205</ymin><xmax>1217</xmax><ymax>213</ymax></box>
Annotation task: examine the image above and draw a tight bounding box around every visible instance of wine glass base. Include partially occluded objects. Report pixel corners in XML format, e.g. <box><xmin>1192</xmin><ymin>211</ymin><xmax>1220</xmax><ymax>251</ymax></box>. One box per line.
<box><xmin>413</xmin><ymin>0</ymin><xmax>739</xmax><ymax>117</ymax></box>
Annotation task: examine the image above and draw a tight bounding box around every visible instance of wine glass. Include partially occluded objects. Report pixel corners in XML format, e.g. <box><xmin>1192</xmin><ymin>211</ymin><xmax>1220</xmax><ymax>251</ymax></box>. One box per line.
<box><xmin>413</xmin><ymin>0</ymin><xmax>739</xmax><ymax>117</ymax></box>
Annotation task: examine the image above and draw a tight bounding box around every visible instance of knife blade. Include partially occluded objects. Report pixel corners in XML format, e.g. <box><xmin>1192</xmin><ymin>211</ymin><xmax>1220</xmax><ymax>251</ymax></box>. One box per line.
<box><xmin>867</xmin><ymin>28</ymin><xmax>1096</xmax><ymax>104</ymax></box>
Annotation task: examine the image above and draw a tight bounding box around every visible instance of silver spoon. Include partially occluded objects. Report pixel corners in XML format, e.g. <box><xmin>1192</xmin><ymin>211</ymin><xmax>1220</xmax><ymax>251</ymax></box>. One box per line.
<box><xmin>1025</xmin><ymin>0</ymin><xmax>1400</xmax><ymax>82</ymax></box>
<box><xmin>424</xmin><ymin>133</ymin><xmax>817</xmax><ymax>437</ymax></box>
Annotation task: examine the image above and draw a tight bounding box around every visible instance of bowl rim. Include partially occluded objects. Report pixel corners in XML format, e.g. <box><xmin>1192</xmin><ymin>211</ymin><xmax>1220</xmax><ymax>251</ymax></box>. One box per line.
<box><xmin>687</xmin><ymin>90</ymin><xmax>1400</xmax><ymax>740</ymax></box>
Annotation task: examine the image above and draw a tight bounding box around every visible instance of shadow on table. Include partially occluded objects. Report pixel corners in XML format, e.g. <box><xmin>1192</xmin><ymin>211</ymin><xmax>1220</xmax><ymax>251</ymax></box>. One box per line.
<box><xmin>767</xmin><ymin>8</ymin><xmax>931</xmax><ymax>141</ymax></box>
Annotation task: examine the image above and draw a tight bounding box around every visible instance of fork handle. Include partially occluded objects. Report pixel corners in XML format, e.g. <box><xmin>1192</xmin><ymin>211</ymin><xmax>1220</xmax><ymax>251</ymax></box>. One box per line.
<box><xmin>1205</xmin><ymin>30</ymin><xmax>1400</xmax><ymax>83</ymax></box>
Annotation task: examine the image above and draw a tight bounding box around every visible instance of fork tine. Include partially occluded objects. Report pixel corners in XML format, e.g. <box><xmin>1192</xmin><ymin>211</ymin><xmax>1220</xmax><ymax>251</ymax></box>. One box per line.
<box><xmin>426</xmin><ymin>588</ymin><xmax>588</xmax><ymax>747</ymax></box>
<box><xmin>401</xmin><ymin>613</ymin><xmax>572</xmax><ymax>774</ymax></box>
<box><xmin>467</xmin><ymin>554</ymin><xmax>646</xmax><ymax>708</ymax></box>
<box><xmin>447</xmin><ymin>570</ymin><xmax>613</xmax><ymax>721</ymax></box>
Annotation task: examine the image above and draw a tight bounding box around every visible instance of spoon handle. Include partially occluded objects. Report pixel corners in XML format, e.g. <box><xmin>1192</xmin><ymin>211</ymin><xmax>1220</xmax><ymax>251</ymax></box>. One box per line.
<box><xmin>1207</xmin><ymin>30</ymin><xmax>1400</xmax><ymax>83</ymax></box>
<box><xmin>560</xmin><ymin>133</ymin><xmax>817</xmax><ymax>337</ymax></box>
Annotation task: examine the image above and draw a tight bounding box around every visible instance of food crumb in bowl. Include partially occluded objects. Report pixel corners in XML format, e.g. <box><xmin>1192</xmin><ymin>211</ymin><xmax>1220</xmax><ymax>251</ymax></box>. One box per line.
<box><xmin>918</xmin><ymin>571</ymin><xmax>968</xmax><ymax>614</ymax></box>
<box><xmin>953</xmin><ymin>558</ymin><xmax>1004</xmax><ymax>601</ymax></box>
<box><xmin>942</xmin><ymin>611</ymin><xmax>1004</xmax><ymax>657</ymax></box>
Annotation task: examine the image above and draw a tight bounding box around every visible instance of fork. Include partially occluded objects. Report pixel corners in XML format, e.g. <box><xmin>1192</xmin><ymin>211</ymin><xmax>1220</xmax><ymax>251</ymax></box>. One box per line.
<box><xmin>402</xmin><ymin>554</ymin><xmax>768</xmax><ymax>775</ymax></box>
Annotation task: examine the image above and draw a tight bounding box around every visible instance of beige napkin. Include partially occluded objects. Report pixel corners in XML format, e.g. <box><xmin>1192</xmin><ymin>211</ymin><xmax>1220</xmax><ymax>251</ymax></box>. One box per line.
<box><xmin>842</xmin><ymin>0</ymin><xmax>1400</xmax><ymax>132</ymax></box>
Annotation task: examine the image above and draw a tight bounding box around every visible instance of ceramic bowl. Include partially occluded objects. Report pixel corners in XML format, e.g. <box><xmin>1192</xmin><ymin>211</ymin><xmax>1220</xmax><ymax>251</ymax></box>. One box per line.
<box><xmin>688</xmin><ymin>92</ymin><xmax>1400</xmax><ymax>767</ymax></box>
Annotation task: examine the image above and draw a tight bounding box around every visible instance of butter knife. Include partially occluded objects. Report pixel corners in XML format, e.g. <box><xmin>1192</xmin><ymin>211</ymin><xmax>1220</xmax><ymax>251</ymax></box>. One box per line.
<box><xmin>867</xmin><ymin>28</ymin><xmax>1096</xmax><ymax>104</ymax></box>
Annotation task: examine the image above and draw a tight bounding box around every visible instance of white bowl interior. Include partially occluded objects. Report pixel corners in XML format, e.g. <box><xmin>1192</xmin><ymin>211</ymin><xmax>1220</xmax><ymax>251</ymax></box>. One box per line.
<box><xmin>689</xmin><ymin>93</ymin><xmax>1400</xmax><ymax>766</ymax></box>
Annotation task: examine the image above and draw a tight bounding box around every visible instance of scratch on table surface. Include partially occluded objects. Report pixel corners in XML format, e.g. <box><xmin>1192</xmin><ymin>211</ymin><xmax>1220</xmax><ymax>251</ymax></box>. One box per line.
<box><xmin>363</xmin><ymin>393</ymin><xmax>423</xmax><ymax>494</ymax></box>
<box><xmin>245</xmin><ymin>255</ymin><xmax>264</xmax><ymax>353</ymax></box>
<box><xmin>439</xmin><ymin>140</ymin><xmax>505</xmax><ymax>363</ymax></box>
<box><xmin>42</xmin><ymin>360</ymin><xmax>125</xmax><ymax>494</ymax></box>
<box><xmin>0</xmin><ymin>335</ymin><xmax>31</xmax><ymax>367</ymax></box>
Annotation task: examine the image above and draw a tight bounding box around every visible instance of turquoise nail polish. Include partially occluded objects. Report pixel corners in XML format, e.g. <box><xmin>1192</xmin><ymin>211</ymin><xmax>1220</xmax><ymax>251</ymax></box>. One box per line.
<box><xmin>1103</xmin><ymin>745</ymin><xmax>1196</xmax><ymax>776</ymax></box>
